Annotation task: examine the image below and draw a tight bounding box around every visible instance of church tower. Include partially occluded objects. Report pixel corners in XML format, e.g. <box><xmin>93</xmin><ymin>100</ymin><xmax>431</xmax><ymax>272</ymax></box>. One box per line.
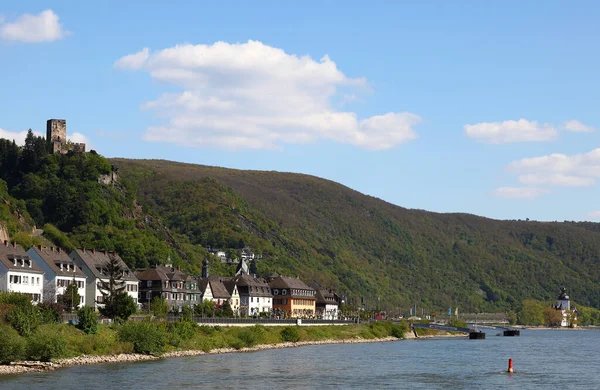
<box><xmin>202</xmin><ymin>257</ymin><xmax>209</xmax><ymax>278</ymax></box>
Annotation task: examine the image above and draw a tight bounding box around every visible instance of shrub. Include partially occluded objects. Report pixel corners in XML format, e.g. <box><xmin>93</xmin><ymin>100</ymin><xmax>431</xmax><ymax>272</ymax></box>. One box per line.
<box><xmin>77</xmin><ymin>307</ymin><xmax>98</xmax><ymax>334</ymax></box>
<box><xmin>38</xmin><ymin>302</ymin><xmax>63</xmax><ymax>324</ymax></box>
<box><xmin>0</xmin><ymin>325</ymin><xmax>26</xmax><ymax>364</ymax></box>
<box><xmin>168</xmin><ymin>320</ymin><xmax>197</xmax><ymax>341</ymax></box>
<box><xmin>6</xmin><ymin>304</ymin><xmax>41</xmax><ymax>336</ymax></box>
<box><xmin>280</xmin><ymin>326</ymin><xmax>301</xmax><ymax>342</ymax></box>
<box><xmin>118</xmin><ymin>320</ymin><xmax>166</xmax><ymax>355</ymax></box>
<box><xmin>27</xmin><ymin>326</ymin><xmax>67</xmax><ymax>362</ymax></box>
<box><xmin>150</xmin><ymin>296</ymin><xmax>168</xmax><ymax>318</ymax></box>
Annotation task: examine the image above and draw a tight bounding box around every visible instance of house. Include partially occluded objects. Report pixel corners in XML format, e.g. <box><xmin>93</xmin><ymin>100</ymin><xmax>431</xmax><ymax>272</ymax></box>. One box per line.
<box><xmin>269</xmin><ymin>276</ymin><xmax>316</xmax><ymax>319</ymax></box>
<box><xmin>28</xmin><ymin>245</ymin><xmax>86</xmax><ymax>307</ymax></box>
<box><xmin>223</xmin><ymin>279</ymin><xmax>241</xmax><ymax>315</ymax></box>
<box><xmin>233</xmin><ymin>274</ymin><xmax>273</xmax><ymax>316</ymax></box>
<box><xmin>198</xmin><ymin>277</ymin><xmax>231</xmax><ymax>307</ymax></box>
<box><xmin>0</xmin><ymin>241</ymin><xmax>44</xmax><ymax>304</ymax></box>
<box><xmin>70</xmin><ymin>248</ymin><xmax>139</xmax><ymax>310</ymax></box>
<box><xmin>136</xmin><ymin>265</ymin><xmax>200</xmax><ymax>311</ymax></box>
<box><xmin>308</xmin><ymin>281</ymin><xmax>340</xmax><ymax>320</ymax></box>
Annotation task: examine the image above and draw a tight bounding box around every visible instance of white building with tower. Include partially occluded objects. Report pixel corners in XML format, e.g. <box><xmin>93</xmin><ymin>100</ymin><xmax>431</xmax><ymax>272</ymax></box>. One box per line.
<box><xmin>554</xmin><ymin>287</ymin><xmax>577</xmax><ymax>327</ymax></box>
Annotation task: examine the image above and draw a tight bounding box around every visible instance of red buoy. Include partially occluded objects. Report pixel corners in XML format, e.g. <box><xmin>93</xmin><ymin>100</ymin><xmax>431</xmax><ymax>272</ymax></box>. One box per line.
<box><xmin>508</xmin><ymin>358</ymin><xmax>514</xmax><ymax>373</ymax></box>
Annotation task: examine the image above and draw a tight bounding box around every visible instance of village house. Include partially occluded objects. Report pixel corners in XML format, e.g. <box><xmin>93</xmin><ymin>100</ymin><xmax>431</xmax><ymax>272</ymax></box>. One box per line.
<box><xmin>136</xmin><ymin>265</ymin><xmax>200</xmax><ymax>311</ymax></box>
<box><xmin>0</xmin><ymin>241</ymin><xmax>44</xmax><ymax>304</ymax></box>
<box><xmin>232</xmin><ymin>274</ymin><xmax>273</xmax><ymax>316</ymax></box>
<box><xmin>28</xmin><ymin>245</ymin><xmax>86</xmax><ymax>307</ymax></box>
<box><xmin>198</xmin><ymin>277</ymin><xmax>232</xmax><ymax>307</ymax></box>
<box><xmin>308</xmin><ymin>281</ymin><xmax>340</xmax><ymax>320</ymax></box>
<box><xmin>70</xmin><ymin>249</ymin><xmax>139</xmax><ymax>310</ymax></box>
<box><xmin>222</xmin><ymin>279</ymin><xmax>241</xmax><ymax>315</ymax></box>
<box><xmin>269</xmin><ymin>276</ymin><xmax>316</xmax><ymax>319</ymax></box>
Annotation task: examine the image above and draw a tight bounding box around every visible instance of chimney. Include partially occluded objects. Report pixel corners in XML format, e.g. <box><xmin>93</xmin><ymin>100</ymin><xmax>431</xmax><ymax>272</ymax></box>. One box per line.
<box><xmin>58</xmin><ymin>247</ymin><xmax>61</xmax><ymax>253</ymax></box>
<box><xmin>82</xmin><ymin>248</ymin><xmax>86</xmax><ymax>253</ymax></box>
<box><xmin>37</xmin><ymin>244</ymin><xmax>42</xmax><ymax>250</ymax></box>
<box><xmin>92</xmin><ymin>248</ymin><xmax>96</xmax><ymax>254</ymax></box>
<box><xmin>13</xmin><ymin>242</ymin><xmax>16</xmax><ymax>248</ymax></box>
<box><xmin>3</xmin><ymin>240</ymin><xmax>7</xmax><ymax>246</ymax></box>
<box><xmin>104</xmin><ymin>250</ymin><xmax>107</xmax><ymax>256</ymax></box>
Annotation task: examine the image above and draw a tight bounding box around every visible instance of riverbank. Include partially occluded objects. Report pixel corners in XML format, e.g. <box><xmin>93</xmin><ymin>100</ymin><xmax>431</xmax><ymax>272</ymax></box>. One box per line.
<box><xmin>0</xmin><ymin>336</ymin><xmax>401</xmax><ymax>375</ymax></box>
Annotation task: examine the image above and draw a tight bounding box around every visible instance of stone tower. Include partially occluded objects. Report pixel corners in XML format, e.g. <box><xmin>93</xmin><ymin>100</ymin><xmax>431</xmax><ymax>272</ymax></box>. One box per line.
<box><xmin>46</xmin><ymin>119</ymin><xmax>67</xmax><ymax>153</ymax></box>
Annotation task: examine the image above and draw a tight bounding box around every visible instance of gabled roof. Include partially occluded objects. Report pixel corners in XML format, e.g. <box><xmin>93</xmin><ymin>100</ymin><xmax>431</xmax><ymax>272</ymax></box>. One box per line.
<box><xmin>0</xmin><ymin>241</ymin><xmax>43</xmax><ymax>274</ymax></box>
<box><xmin>209</xmin><ymin>279</ymin><xmax>231</xmax><ymax>299</ymax></box>
<box><xmin>71</xmin><ymin>249</ymin><xmax>137</xmax><ymax>281</ymax></box>
<box><xmin>315</xmin><ymin>289</ymin><xmax>338</xmax><ymax>305</ymax></box>
<box><xmin>269</xmin><ymin>275</ymin><xmax>313</xmax><ymax>290</ymax></box>
<box><xmin>29</xmin><ymin>245</ymin><xmax>86</xmax><ymax>278</ymax></box>
<box><xmin>136</xmin><ymin>267</ymin><xmax>169</xmax><ymax>281</ymax></box>
<box><xmin>232</xmin><ymin>274</ymin><xmax>272</xmax><ymax>297</ymax></box>
<box><xmin>222</xmin><ymin>279</ymin><xmax>239</xmax><ymax>296</ymax></box>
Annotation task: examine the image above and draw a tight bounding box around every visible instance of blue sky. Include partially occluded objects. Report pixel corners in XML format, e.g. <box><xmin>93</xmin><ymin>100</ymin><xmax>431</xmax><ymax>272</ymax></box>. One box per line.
<box><xmin>1</xmin><ymin>1</ymin><xmax>599</xmax><ymax>222</ymax></box>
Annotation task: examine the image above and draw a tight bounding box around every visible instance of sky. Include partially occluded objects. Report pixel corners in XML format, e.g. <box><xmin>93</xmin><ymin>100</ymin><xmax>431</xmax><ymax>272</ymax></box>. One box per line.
<box><xmin>1</xmin><ymin>1</ymin><xmax>599</xmax><ymax>222</ymax></box>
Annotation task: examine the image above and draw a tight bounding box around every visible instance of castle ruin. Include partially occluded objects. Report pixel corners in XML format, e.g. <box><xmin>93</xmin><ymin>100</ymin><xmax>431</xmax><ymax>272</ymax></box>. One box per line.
<box><xmin>46</xmin><ymin>119</ymin><xmax>86</xmax><ymax>154</ymax></box>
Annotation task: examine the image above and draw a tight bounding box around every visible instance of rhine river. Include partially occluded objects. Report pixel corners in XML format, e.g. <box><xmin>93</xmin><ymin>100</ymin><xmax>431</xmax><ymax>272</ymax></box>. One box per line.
<box><xmin>1</xmin><ymin>329</ymin><xmax>599</xmax><ymax>389</ymax></box>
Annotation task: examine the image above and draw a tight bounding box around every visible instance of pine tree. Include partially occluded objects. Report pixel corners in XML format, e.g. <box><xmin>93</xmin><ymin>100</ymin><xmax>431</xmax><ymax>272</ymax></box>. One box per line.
<box><xmin>60</xmin><ymin>279</ymin><xmax>81</xmax><ymax>312</ymax></box>
<box><xmin>98</xmin><ymin>253</ymin><xmax>127</xmax><ymax>319</ymax></box>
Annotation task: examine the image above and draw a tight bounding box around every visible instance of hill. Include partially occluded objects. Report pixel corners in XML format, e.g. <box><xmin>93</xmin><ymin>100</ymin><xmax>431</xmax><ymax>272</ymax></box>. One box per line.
<box><xmin>111</xmin><ymin>158</ymin><xmax>600</xmax><ymax>312</ymax></box>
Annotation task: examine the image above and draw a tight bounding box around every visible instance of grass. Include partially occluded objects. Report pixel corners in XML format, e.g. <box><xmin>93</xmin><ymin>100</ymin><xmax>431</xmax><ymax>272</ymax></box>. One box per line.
<box><xmin>0</xmin><ymin>321</ymin><xmax>408</xmax><ymax>363</ymax></box>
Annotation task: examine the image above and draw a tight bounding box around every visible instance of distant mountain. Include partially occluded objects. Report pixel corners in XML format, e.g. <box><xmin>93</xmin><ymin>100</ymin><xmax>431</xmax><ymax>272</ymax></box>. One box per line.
<box><xmin>111</xmin><ymin>158</ymin><xmax>600</xmax><ymax>312</ymax></box>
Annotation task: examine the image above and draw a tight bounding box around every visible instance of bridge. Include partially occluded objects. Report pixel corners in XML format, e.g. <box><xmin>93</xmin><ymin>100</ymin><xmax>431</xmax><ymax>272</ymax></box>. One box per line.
<box><xmin>411</xmin><ymin>323</ymin><xmax>520</xmax><ymax>339</ymax></box>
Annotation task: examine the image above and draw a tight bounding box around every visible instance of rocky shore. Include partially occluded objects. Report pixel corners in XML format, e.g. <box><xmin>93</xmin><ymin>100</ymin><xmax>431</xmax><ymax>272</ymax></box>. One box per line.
<box><xmin>0</xmin><ymin>336</ymin><xmax>400</xmax><ymax>376</ymax></box>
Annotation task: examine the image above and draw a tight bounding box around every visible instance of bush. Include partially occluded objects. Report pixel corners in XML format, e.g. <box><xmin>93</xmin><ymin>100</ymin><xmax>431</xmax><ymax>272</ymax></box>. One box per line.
<box><xmin>280</xmin><ymin>326</ymin><xmax>301</xmax><ymax>342</ymax></box>
<box><xmin>38</xmin><ymin>302</ymin><xmax>63</xmax><ymax>324</ymax></box>
<box><xmin>77</xmin><ymin>307</ymin><xmax>98</xmax><ymax>334</ymax></box>
<box><xmin>168</xmin><ymin>320</ymin><xmax>197</xmax><ymax>341</ymax></box>
<box><xmin>27</xmin><ymin>326</ymin><xmax>67</xmax><ymax>362</ymax></box>
<box><xmin>150</xmin><ymin>296</ymin><xmax>168</xmax><ymax>318</ymax></box>
<box><xmin>118</xmin><ymin>320</ymin><xmax>166</xmax><ymax>355</ymax></box>
<box><xmin>6</xmin><ymin>304</ymin><xmax>41</xmax><ymax>336</ymax></box>
<box><xmin>0</xmin><ymin>325</ymin><xmax>26</xmax><ymax>364</ymax></box>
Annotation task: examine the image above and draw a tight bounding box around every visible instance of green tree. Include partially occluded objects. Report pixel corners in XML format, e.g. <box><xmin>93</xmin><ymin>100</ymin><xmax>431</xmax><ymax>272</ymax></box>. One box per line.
<box><xmin>110</xmin><ymin>292</ymin><xmax>138</xmax><ymax>321</ymax></box>
<box><xmin>194</xmin><ymin>299</ymin><xmax>216</xmax><ymax>317</ymax></box>
<box><xmin>518</xmin><ymin>300</ymin><xmax>544</xmax><ymax>326</ymax></box>
<box><xmin>150</xmin><ymin>296</ymin><xmax>169</xmax><ymax>318</ymax></box>
<box><xmin>543</xmin><ymin>307</ymin><xmax>564</xmax><ymax>327</ymax></box>
<box><xmin>98</xmin><ymin>254</ymin><xmax>127</xmax><ymax>319</ymax></box>
<box><xmin>76</xmin><ymin>306</ymin><xmax>98</xmax><ymax>334</ymax></box>
<box><xmin>59</xmin><ymin>280</ymin><xmax>81</xmax><ymax>312</ymax></box>
<box><xmin>6</xmin><ymin>304</ymin><xmax>41</xmax><ymax>336</ymax></box>
<box><xmin>220</xmin><ymin>301</ymin><xmax>234</xmax><ymax>318</ymax></box>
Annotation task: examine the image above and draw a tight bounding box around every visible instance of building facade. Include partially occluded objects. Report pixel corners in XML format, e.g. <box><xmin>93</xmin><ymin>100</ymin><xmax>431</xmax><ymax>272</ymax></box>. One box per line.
<box><xmin>233</xmin><ymin>274</ymin><xmax>273</xmax><ymax>316</ymax></box>
<box><xmin>70</xmin><ymin>248</ymin><xmax>138</xmax><ymax>310</ymax></box>
<box><xmin>269</xmin><ymin>276</ymin><xmax>315</xmax><ymax>318</ymax></box>
<box><xmin>136</xmin><ymin>266</ymin><xmax>200</xmax><ymax>311</ymax></box>
<box><xmin>0</xmin><ymin>241</ymin><xmax>44</xmax><ymax>304</ymax></box>
<box><xmin>28</xmin><ymin>245</ymin><xmax>86</xmax><ymax>307</ymax></box>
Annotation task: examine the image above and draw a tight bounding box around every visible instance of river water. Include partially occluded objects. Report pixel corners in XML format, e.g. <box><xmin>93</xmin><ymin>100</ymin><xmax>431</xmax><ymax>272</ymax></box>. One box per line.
<box><xmin>1</xmin><ymin>329</ymin><xmax>599</xmax><ymax>389</ymax></box>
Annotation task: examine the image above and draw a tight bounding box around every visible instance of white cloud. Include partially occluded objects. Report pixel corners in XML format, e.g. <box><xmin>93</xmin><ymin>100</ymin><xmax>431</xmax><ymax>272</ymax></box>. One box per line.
<box><xmin>113</xmin><ymin>48</ymin><xmax>149</xmax><ymax>70</ymax></box>
<box><xmin>586</xmin><ymin>211</ymin><xmax>600</xmax><ymax>220</ymax></box>
<box><xmin>115</xmin><ymin>40</ymin><xmax>421</xmax><ymax>150</ymax></box>
<box><xmin>506</xmin><ymin>148</ymin><xmax>600</xmax><ymax>188</ymax></box>
<box><xmin>518</xmin><ymin>173</ymin><xmax>595</xmax><ymax>187</ymax></box>
<box><xmin>464</xmin><ymin>119</ymin><xmax>558</xmax><ymax>144</ymax></box>
<box><xmin>490</xmin><ymin>187</ymin><xmax>550</xmax><ymax>199</ymax></box>
<box><xmin>0</xmin><ymin>129</ymin><xmax>42</xmax><ymax>145</ymax></box>
<box><xmin>0</xmin><ymin>10</ymin><xmax>68</xmax><ymax>43</ymax></box>
<box><xmin>562</xmin><ymin>120</ymin><xmax>596</xmax><ymax>133</ymax></box>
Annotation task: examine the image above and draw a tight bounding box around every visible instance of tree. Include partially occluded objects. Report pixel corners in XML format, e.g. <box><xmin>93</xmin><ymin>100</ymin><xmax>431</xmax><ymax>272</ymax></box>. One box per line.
<box><xmin>77</xmin><ymin>306</ymin><xmax>98</xmax><ymax>334</ymax></box>
<box><xmin>150</xmin><ymin>296</ymin><xmax>168</xmax><ymax>318</ymax></box>
<box><xmin>543</xmin><ymin>307</ymin><xmax>564</xmax><ymax>327</ymax></box>
<box><xmin>110</xmin><ymin>292</ymin><xmax>138</xmax><ymax>321</ymax></box>
<box><xmin>194</xmin><ymin>299</ymin><xmax>216</xmax><ymax>317</ymax></box>
<box><xmin>98</xmin><ymin>254</ymin><xmax>128</xmax><ymax>319</ymax></box>
<box><xmin>220</xmin><ymin>301</ymin><xmax>234</xmax><ymax>318</ymax></box>
<box><xmin>518</xmin><ymin>300</ymin><xmax>544</xmax><ymax>326</ymax></box>
<box><xmin>59</xmin><ymin>279</ymin><xmax>81</xmax><ymax>312</ymax></box>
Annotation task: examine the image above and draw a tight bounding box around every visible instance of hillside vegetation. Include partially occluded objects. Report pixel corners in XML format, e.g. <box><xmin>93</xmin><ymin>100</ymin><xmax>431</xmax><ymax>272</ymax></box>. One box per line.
<box><xmin>2</xmin><ymin>132</ymin><xmax>600</xmax><ymax>313</ymax></box>
<box><xmin>112</xmin><ymin>158</ymin><xmax>600</xmax><ymax>312</ymax></box>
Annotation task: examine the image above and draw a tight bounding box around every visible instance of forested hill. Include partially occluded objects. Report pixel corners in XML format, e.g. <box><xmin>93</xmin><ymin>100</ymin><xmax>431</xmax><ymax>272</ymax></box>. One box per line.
<box><xmin>2</xmin><ymin>132</ymin><xmax>600</xmax><ymax>313</ymax></box>
<box><xmin>112</xmin><ymin>158</ymin><xmax>600</xmax><ymax>312</ymax></box>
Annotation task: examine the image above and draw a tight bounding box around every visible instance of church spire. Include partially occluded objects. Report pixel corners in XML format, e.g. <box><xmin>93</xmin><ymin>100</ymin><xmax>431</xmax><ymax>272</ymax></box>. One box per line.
<box><xmin>202</xmin><ymin>257</ymin><xmax>209</xmax><ymax>278</ymax></box>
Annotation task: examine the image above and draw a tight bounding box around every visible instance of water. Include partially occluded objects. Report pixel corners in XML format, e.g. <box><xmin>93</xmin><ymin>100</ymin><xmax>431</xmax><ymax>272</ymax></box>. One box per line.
<box><xmin>1</xmin><ymin>330</ymin><xmax>599</xmax><ymax>389</ymax></box>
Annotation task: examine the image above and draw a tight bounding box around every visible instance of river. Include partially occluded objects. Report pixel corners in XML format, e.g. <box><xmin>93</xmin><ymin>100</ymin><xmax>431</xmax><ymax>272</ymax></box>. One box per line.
<box><xmin>1</xmin><ymin>329</ymin><xmax>599</xmax><ymax>389</ymax></box>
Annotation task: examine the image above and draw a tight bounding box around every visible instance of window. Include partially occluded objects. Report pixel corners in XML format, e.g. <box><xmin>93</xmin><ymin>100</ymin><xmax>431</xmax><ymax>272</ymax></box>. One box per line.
<box><xmin>146</xmin><ymin>292</ymin><xmax>152</xmax><ymax>299</ymax></box>
<box><xmin>282</xmin><ymin>289</ymin><xmax>287</xmax><ymax>295</ymax></box>
<box><xmin>147</xmin><ymin>280</ymin><xmax>153</xmax><ymax>287</ymax></box>
<box><xmin>79</xmin><ymin>296</ymin><xmax>84</xmax><ymax>304</ymax></box>
<box><xmin>23</xmin><ymin>276</ymin><xmax>28</xmax><ymax>285</ymax></box>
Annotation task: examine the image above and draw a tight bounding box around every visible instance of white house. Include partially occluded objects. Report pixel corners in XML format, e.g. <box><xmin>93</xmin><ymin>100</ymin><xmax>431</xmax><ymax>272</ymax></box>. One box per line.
<box><xmin>70</xmin><ymin>248</ymin><xmax>139</xmax><ymax>310</ymax></box>
<box><xmin>555</xmin><ymin>287</ymin><xmax>577</xmax><ymax>327</ymax></box>
<box><xmin>223</xmin><ymin>280</ymin><xmax>241</xmax><ymax>315</ymax></box>
<box><xmin>233</xmin><ymin>274</ymin><xmax>273</xmax><ymax>316</ymax></box>
<box><xmin>0</xmin><ymin>241</ymin><xmax>44</xmax><ymax>304</ymax></box>
<box><xmin>28</xmin><ymin>245</ymin><xmax>86</xmax><ymax>308</ymax></box>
